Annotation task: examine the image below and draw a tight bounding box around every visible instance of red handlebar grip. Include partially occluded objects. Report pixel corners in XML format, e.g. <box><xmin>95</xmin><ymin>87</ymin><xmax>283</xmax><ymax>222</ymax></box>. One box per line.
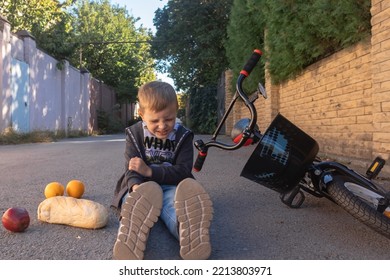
<box><xmin>193</xmin><ymin>151</ymin><xmax>207</xmax><ymax>172</ymax></box>
<box><xmin>240</xmin><ymin>49</ymin><xmax>262</xmax><ymax>77</ymax></box>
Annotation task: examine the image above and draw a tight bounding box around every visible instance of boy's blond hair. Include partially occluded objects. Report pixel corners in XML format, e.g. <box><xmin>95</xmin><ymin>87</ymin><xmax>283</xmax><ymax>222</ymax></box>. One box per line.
<box><xmin>137</xmin><ymin>81</ymin><xmax>178</xmax><ymax>113</ymax></box>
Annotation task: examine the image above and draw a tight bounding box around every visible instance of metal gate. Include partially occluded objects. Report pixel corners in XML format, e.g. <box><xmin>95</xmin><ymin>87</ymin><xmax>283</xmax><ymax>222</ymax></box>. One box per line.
<box><xmin>216</xmin><ymin>71</ymin><xmax>226</xmax><ymax>134</ymax></box>
<box><xmin>11</xmin><ymin>58</ymin><xmax>30</xmax><ymax>133</ymax></box>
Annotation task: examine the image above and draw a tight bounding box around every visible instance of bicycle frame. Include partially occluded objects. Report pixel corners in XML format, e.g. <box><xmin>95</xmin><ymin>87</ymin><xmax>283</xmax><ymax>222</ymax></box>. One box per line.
<box><xmin>194</xmin><ymin>49</ymin><xmax>390</xmax><ymax>210</ymax></box>
<box><xmin>193</xmin><ymin>50</ymin><xmax>262</xmax><ymax>171</ymax></box>
<box><xmin>194</xmin><ymin>49</ymin><xmax>390</xmax><ymax>239</ymax></box>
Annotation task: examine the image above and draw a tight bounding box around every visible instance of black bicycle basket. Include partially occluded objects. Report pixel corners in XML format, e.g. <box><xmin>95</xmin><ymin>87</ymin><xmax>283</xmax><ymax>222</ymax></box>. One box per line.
<box><xmin>241</xmin><ymin>113</ymin><xmax>319</xmax><ymax>193</ymax></box>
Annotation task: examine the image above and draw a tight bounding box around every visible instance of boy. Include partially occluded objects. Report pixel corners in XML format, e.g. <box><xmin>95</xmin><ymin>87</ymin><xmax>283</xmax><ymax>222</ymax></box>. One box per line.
<box><xmin>111</xmin><ymin>81</ymin><xmax>213</xmax><ymax>260</ymax></box>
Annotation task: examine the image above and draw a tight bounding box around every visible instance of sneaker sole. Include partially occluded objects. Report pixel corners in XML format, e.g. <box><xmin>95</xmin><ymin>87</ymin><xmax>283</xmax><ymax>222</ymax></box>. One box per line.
<box><xmin>113</xmin><ymin>181</ymin><xmax>163</xmax><ymax>260</ymax></box>
<box><xmin>175</xmin><ymin>178</ymin><xmax>213</xmax><ymax>260</ymax></box>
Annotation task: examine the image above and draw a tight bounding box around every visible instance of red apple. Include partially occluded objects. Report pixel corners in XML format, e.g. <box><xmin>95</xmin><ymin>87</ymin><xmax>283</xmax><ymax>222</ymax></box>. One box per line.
<box><xmin>2</xmin><ymin>207</ymin><xmax>30</xmax><ymax>232</ymax></box>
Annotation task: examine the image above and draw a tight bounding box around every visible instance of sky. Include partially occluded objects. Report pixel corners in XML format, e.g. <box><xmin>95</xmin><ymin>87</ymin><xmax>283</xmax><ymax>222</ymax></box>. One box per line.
<box><xmin>112</xmin><ymin>0</ymin><xmax>167</xmax><ymax>32</ymax></box>
<box><xmin>111</xmin><ymin>0</ymin><xmax>174</xmax><ymax>85</ymax></box>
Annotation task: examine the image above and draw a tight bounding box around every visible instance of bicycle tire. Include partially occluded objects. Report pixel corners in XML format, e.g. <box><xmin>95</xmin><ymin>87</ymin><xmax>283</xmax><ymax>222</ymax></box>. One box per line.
<box><xmin>326</xmin><ymin>175</ymin><xmax>390</xmax><ymax>239</ymax></box>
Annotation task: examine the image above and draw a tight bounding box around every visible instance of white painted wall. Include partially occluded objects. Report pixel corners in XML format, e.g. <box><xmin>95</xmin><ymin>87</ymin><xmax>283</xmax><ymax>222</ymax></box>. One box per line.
<box><xmin>0</xmin><ymin>16</ymin><xmax>91</xmax><ymax>134</ymax></box>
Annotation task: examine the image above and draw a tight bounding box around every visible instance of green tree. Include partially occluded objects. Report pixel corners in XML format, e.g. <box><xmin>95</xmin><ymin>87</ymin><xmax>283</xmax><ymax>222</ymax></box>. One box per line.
<box><xmin>0</xmin><ymin>0</ymin><xmax>66</xmax><ymax>32</ymax></box>
<box><xmin>225</xmin><ymin>0</ymin><xmax>265</xmax><ymax>93</ymax></box>
<box><xmin>0</xmin><ymin>0</ymin><xmax>156</xmax><ymax>103</ymax></box>
<box><xmin>153</xmin><ymin>0</ymin><xmax>233</xmax><ymax>90</ymax></box>
<box><xmin>0</xmin><ymin>0</ymin><xmax>76</xmax><ymax>60</ymax></box>
<box><xmin>260</xmin><ymin>0</ymin><xmax>370</xmax><ymax>83</ymax></box>
<box><xmin>70</xmin><ymin>0</ymin><xmax>156</xmax><ymax>102</ymax></box>
<box><xmin>152</xmin><ymin>0</ymin><xmax>233</xmax><ymax>133</ymax></box>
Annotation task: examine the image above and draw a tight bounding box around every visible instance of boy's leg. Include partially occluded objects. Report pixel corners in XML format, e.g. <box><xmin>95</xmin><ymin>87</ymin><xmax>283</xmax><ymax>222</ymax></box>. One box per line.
<box><xmin>160</xmin><ymin>185</ymin><xmax>180</xmax><ymax>240</ymax></box>
<box><xmin>175</xmin><ymin>178</ymin><xmax>213</xmax><ymax>260</ymax></box>
<box><xmin>113</xmin><ymin>181</ymin><xmax>163</xmax><ymax>260</ymax></box>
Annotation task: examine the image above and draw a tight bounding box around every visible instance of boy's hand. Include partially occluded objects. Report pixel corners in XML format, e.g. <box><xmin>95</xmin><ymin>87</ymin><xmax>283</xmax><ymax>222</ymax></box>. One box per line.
<box><xmin>132</xmin><ymin>184</ymin><xmax>140</xmax><ymax>191</ymax></box>
<box><xmin>129</xmin><ymin>157</ymin><xmax>152</xmax><ymax>177</ymax></box>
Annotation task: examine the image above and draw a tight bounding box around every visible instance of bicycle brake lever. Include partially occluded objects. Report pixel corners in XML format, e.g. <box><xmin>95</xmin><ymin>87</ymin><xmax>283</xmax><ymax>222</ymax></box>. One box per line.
<box><xmin>258</xmin><ymin>82</ymin><xmax>267</xmax><ymax>99</ymax></box>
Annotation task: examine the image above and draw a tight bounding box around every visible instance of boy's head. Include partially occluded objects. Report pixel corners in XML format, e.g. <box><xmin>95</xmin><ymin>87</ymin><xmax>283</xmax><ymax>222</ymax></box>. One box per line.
<box><xmin>137</xmin><ymin>81</ymin><xmax>179</xmax><ymax>139</ymax></box>
<box><xmin>137</xmin><ymin>81</ymin><xmax>178</xmax><ymax>114</ymax></box>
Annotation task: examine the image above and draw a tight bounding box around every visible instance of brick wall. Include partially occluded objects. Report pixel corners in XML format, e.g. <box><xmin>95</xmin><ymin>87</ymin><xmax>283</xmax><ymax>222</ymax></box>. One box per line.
<box><xmin>274</xmin><ymin>42</ymin><xmax>373</xmax><ymax>160</ymax></box>
<box><xmin>371</xmin><ymin>0</ymin><xmax>390</xmax><ymax>163</ymax></box>
<box><xmin>224</xmin><ymin>0</ymin><xmax>390</xmax><ymax>170</ymax></box>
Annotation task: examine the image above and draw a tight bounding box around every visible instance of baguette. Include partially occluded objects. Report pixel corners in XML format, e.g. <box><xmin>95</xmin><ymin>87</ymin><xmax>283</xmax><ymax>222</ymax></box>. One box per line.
<box><xmin>37</xmin><ymin>196</ymin><xmax>108</xmax><ymax>229</ymax></box>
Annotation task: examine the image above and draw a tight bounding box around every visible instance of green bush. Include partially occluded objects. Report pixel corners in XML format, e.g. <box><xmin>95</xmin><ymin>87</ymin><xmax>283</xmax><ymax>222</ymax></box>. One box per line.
<box><xmin>226</xmin><ymin>0</ymin><xmax>265</xmax><ymax>93</ymax></box>
<box><xmin>0</xmin><ymin>128</ymin><xmax>88</xmax><ymax>145</ymax></box>
<box><xmin>225</xmin><ymin>0</ymin><xmax>371</xmax><ymax>86</ymax></box>
<box><xmin>96</xmin><ymin>109</ymin><xmax>124</xmax><ymax>134</ymax></box>
<box><xmin>188</xmin><ymin>87</ymin><xmax>218</xmax><ymax>134</ymax></box>
<box><xmin>264</xmin><ymin>0</ymin><xmax>371</xmax><ymax>83</ymax></box>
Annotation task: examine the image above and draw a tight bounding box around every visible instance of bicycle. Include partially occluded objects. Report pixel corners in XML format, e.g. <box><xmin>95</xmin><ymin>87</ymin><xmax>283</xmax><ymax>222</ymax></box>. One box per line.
<box><xmin>193</xmin><ymin>49</ymin><xmax>390</xmax><ymax>239</ymax></box>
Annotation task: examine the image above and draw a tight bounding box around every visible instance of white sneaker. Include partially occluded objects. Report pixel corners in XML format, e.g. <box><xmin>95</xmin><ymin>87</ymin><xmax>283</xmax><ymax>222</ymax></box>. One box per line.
<box><xmin>175</xmin><ymin>178</ymin><xmax>213</xmax><ymax>260</ymax></box>
<box><xmin>113</xmin><ymin>181</ymin><xmax>162</xmax><ymax>260</ymax></box>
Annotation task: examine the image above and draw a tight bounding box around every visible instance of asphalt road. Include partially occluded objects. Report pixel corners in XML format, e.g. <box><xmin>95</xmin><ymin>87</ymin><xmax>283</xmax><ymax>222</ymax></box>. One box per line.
<box><xmin>1</xmin><ymin>133</ymin><xmax>390</xmax><ymax>260</ymax></box>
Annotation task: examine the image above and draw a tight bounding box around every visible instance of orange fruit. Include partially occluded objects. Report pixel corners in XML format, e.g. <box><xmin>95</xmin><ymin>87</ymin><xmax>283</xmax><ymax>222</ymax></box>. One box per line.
<box><xmin>44</xmin><ymin>182</ymin><xmax>65</xmax><ymax>198</ymax></box>
<box><xmin>66</xmin><ymin>180</ymin><xmax>85</xmax><ymax>198</ymax></box>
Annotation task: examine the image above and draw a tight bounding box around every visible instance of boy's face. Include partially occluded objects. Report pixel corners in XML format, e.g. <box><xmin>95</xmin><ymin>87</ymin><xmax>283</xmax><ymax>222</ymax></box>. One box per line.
<box><xmin>140</xmin><ymin>104</ymin><xmax>177</xmax><ymax>139</ymax></box>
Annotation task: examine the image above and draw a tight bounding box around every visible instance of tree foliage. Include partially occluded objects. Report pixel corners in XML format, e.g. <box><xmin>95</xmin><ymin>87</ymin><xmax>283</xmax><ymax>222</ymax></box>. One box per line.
<box><xmin>225</xmin><ymin>0</ymin><xmax>265</xmax><ymax>93</ymax></box>
<box><xmin>70</xmin><ymin>0</ymin><xmax>155</xmax><ymax>102</ymax></box>
<box><xmin>152</xmin><ymin>0</ymin><xmax>233</xmax><ymax>133</ymax></box>
<box><xmin>152</xmin><ymin>0</ymin><xmax>233</xmax><ymax>90</ymax></box>
<box><xmin>0</xmin><ymin>0</ymin><xmax>68</xmax><ymax>32</ymax></box>
<box><xmin>263</xmin><ymin>0</ymin><xmax>371</xmax><ymax>83</ymax></box>
<box><xmin>225</xmin><ymin>0</ymin><xmax>371</xmax><ymax>85</ymax></box>
<box><xmin>188</xmin><ymin>86</ymin><xmax>218</xmax><ymax>134</ymax></box>
<box><xmin>0</xmin><ymin>0</ymin><xmax>156</xmax><ymax>103</ymax></box>
<box><xmin>0</xmin><ymin>0</ymin><xmax>76</xmax><ymax>59</ymax></box>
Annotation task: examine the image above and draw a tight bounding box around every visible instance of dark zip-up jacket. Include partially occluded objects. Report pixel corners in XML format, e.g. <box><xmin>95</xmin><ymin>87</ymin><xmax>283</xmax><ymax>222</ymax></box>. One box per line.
<box><xmin>111</xmin><ymin>121</ymin><xmax>194</xmax><ymax>212</ymax></box>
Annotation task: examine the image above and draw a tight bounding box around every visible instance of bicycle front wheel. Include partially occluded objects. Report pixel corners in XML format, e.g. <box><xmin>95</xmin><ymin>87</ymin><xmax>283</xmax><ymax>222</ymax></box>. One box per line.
<box><xmin>327</xmin><ymin>175</ymin><xmax>390</xmax><ymax>239</ymax></box>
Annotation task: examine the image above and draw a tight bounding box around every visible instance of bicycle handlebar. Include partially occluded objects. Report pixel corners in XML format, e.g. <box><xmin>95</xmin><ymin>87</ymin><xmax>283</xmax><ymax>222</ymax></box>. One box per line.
<box><xmin>241</xmin><ymin>49</ymin><xmax>262</xmax><ymax>77</ymax></box>
<box><xmin>193</xmin><ymin>150</ymin><xmax>207</xmax><ymax>172</ymax></box>
<box><xmin>193</xmin><ymin>49</ymin><xmax>262</xmax><ymax>172</ymax></box>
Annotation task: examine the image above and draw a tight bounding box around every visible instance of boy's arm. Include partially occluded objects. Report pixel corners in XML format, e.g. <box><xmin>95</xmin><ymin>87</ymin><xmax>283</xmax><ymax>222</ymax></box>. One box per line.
<box><xmin>124</xmin><ymin>127</ymin><xmax>145</xmax><ymax>190</ymax></box>
<box><xmin>149</xmin><ymin>134</ymin><xmax>194</xmax><ymax>185</ymax></box>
